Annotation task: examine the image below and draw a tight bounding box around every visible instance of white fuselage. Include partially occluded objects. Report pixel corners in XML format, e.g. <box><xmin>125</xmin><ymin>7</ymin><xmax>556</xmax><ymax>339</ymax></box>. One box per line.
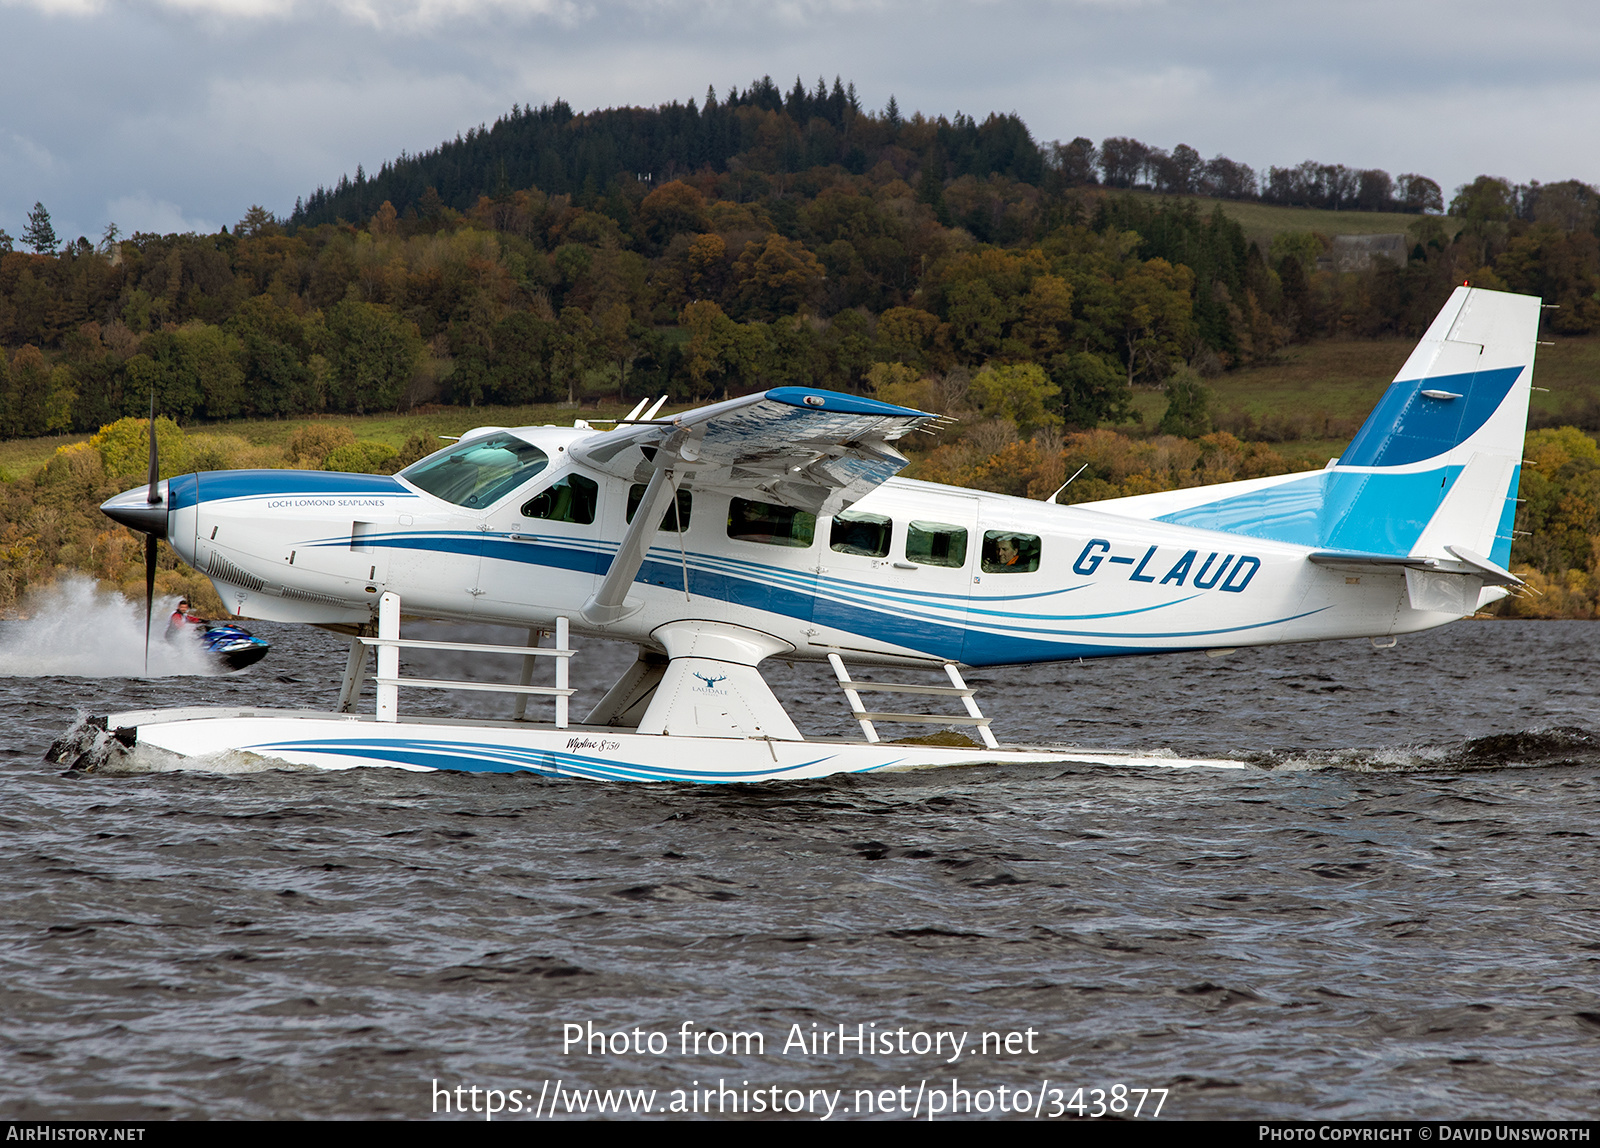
<box><xmin>162</xmin><ymin>426</ymin><xmax>1453</xmax><ymax>670</ymax></box>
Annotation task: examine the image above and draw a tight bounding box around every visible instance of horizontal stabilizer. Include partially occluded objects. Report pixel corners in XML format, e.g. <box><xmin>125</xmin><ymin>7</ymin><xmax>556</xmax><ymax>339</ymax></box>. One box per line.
<box><xmin>1307</xmin><ymin>546</ymin><xmax>1522</xmax><ymax>587</ymax></box>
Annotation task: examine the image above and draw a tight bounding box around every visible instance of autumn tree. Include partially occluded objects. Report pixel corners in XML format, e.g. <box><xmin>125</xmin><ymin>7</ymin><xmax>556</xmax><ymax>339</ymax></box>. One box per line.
<box><xmin>0</xmin><ymin>349</ymin><xmax>15</xmax><ymax>436</ymax></box>
<box><xmin>969</xmin><ymin>363</ymin><xmax>1061</xmax><ymax>434</ymax></box>
<box><xmin>554</xmin><ymin>306</ymin><xmax>597</xmax><ymax>404</ymax></box>
<box><xmin>370</xmin><ymin>201</ymin><xmax>399</xmax><ymax>236</ymax></box>
<box><xmin>729</xmin><ymin>234</ymin><xmax>824</xmax><ymax>320</ymax></box>
<box><xmin>227</xmin><ymin>296</ymin><xmax>318</xmax><ymax>416</ymax></box>
<box><xmin>1050</xmin><ymin>351</ymin><xmax>1133</xmax><ymax>429</ymax></box>
<box><xmin>235</xmin><ymin>205</ymin><xmax>280</xmax><ymax>238</ymax></box>
<box><xmin>494</xmin><ymin>310</ymin><xmax>559</xmax><ymax>403</ymax></box>
<box><xmin>1396</xmin><ymin>174</ymin><xmax>1444</xmax><ymax>214</ymax></box>
<box><xmin>1073</xmin><ymin>256</ymin><xmax>1195</xmax><ymax>386</ymax></box>
<box><xmin>1450</xmin><ymin>176</ymin><xmax>1516</xmax><ymax>223</ymax></box>
<box><xmin>594</xmin><ymin>302</ymin><xmax>637</xmax><ymax>394</ymax></box>
<box><xmin>1049</xmin><ymin>138</ymin><xmax>1098</xmax><ymax>187</ymax></box>
<box><xmin>935</xmin><ymin>248</ymin><xmax>1044</xmax><ymax>360</ymax></box>
<box><xmin>1494</xmin><ymin>225</ymin><xmax>1600</xmax><ymax>334</ymax></box>
<box><xmin>5</xmin><ymin>345</ymin><xmax>74</xmax><ymax>435</ymax></box>
<box><xmin>321</xmin><ymin>300</ymin><xmax>424</xmax><ymax>413</ymax></box>
<box><xmin>1530</xmin><ymin>180</ymin><xmax>1600</xmax><ymax>233</ymax></box>
<box><xmin>875</xmin><ymin>307</ymin><xmax>949</xmax><ymax>373</ymax></box>
<box><xmin>638</xmin><ymin>181</ymin><xmax>710</xmax><ymax>249</ymax></box>
<box><xmin>1099</xmin><ymin>138</ymin><xmax>1152</xmax><ymax>188</ymax></box>
<box><xmin>681</xmin><ymin>299</ymin><xmax>739</xmax><ymax>397</ymax></box>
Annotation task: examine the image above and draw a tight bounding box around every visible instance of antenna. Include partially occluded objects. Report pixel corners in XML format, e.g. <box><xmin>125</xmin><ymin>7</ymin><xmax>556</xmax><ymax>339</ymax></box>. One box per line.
<box><xmin>1043</xmin><ymin>463</ymin><xmax>1089</xmax><ymax>504</ymax></box>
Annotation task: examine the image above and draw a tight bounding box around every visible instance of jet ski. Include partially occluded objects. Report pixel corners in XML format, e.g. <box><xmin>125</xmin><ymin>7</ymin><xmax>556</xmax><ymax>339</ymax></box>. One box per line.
<box><xmin>200</xmin><ymin>622</ymin><xmax>270</xmax><ymax>671</ymax></box>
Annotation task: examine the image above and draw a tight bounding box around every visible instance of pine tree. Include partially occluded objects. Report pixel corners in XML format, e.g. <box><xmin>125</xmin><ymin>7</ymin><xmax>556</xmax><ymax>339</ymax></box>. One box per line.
<box><xmin>23</xmin><ymin>202</ymin><xmax>57</xmax><ymax>253</ymax></box>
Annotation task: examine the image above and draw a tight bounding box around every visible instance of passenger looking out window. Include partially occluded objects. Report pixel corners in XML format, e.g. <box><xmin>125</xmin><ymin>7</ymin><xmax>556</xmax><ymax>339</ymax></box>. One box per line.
<box><xmin>981</xmin><ymin>531</ymin><xmax>1041</xmax><ymax>573</ymax></box>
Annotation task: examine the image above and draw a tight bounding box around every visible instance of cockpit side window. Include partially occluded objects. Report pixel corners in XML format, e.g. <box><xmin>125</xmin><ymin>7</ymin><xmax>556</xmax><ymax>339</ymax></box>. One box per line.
<box><xmin>399</xmin><ymin>433</ymin><xmax>549</xmax><ymax>509</ymax></box>
<box><xmin>522</xmin><ymin>474</ymin><xmax>599</xmax><ymax>525</ymax></box>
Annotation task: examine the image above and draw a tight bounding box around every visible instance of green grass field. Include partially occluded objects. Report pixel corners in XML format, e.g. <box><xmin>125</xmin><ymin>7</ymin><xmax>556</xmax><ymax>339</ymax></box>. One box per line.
<box><xmin>1130</xmin><ymin>333</ymin><xmax>1600</xmax><ymax>465</ymax></box>
<box><xmin>1120</xmin><ymin>189</ymin><xmax>1463</xmax><ymax>252</ymax></box>
<box><xmin>0</xmin><ymin>398</ymin><xmax>659</xmax><ymax>480</ymax></box>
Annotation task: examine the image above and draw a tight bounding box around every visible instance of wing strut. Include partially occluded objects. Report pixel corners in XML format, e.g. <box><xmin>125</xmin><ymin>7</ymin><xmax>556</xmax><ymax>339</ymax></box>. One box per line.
<box><xmin>582</xmin><ymin>463</ymin><xmax>680</xmax><ymax>626</ymax></box>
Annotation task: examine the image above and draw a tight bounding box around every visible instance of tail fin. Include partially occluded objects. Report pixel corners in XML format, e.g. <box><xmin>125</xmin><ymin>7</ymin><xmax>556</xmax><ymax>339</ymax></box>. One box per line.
<box><xmin>1095</xmin><ymin>287</ymin><xmax>1541</xmax><ymax>563</ymax></box>
<box><xmin>1335</xmin><ymin>286</ymin><xmax>1539</xmax><ymax>566</ymax></box>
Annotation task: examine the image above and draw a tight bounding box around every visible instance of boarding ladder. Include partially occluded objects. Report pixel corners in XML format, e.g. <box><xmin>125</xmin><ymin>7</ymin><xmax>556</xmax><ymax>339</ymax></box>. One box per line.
<box><xmin>352</xmin><ymin>592</ymin><xmax>576</xmax><ymax>726</ymax></box>
<box><xmin>827</xmin><ymin>653</ymin><xmax>998</xmax><ymax>749</ymax></box>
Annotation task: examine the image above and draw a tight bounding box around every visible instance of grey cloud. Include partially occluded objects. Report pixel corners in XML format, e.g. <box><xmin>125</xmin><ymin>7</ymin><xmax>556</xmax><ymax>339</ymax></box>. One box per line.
<box><xmin>2</xmin><ymin>0</ymin><xmax>1596</xmax><ymax>239</ymax></box>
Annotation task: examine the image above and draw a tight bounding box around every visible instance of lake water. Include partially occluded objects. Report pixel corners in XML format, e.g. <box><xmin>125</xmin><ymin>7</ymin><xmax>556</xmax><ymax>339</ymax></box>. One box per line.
<box><xmin>2</xmin><ymin>579</ymin><xmax>1597</xmax><ymax>1120</ymax></box>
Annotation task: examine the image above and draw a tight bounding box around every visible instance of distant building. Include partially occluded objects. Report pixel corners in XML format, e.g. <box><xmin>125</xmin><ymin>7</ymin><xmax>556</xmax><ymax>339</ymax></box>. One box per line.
<box><xmin>1318</xmin><ymin>234</ymin><xmax>1408</xmax><ymax>273</ymax></box>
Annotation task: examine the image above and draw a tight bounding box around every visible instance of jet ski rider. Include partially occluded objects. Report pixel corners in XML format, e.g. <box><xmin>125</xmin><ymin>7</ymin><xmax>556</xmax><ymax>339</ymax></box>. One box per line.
<box><xmin>165</xmin><ymin>598</ymin><xmax>207</xmax><ymax>641</ymax></box>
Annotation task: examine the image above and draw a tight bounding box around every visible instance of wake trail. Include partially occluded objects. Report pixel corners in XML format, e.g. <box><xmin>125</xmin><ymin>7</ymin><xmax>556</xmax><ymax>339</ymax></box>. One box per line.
<box><xmin>0</xmin><ymin>575</ymin><xmax>222</xmax><ymax>678</ymax></box>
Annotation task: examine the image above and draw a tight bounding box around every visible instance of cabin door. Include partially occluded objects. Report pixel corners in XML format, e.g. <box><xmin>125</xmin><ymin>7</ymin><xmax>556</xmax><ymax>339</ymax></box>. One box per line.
<box><xmin>475</xmin><ymin>467</ymin><xmax>603</xmax><ymax>622</ymax></box>
<box><xmin>812</xmin><ymin>494</ymin><xmax>978</xmax><ymax>663</ymax></box>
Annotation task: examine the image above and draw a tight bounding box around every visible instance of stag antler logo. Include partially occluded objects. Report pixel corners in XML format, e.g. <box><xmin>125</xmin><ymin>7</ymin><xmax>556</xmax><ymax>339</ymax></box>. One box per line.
<box><xmin>694</xmin><ymin>672</ymin><xmax>727</xmax><ymax>690</ymax></box>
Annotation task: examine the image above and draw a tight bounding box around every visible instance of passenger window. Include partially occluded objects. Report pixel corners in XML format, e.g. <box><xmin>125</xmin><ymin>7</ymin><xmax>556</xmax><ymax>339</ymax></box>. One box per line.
<box><xmin>906</xmin><ymin>520</ymin><xmax>968</xmax><ymax>568</ymax></box>
<box><xmin>728</xmin><ymin>498</ymin><xmax>816</xmax><ymax>548</ymax></box>
<box><xmin>626</xmin><ymin>483</ymin><xmax>693</xmax><ymax>531</ymax></box>
<box><xmin>830</xmin><ymin>509</ymin><xmax>892</xmax><ymax>557</ymax></box>
<box><xmin>521</xmin><ymin>474</ymin><xmax>598</xmax><ymax>524</ymax></box>
<box><xmin>982</xmin><ymin>531</ymin><xmax>1041</xmax><ymax>573</ymax></box>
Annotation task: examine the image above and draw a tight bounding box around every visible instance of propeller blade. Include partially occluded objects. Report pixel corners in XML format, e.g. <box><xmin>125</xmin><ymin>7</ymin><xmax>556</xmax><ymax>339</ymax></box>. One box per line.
<box><xmin>147</xmin><ymin>392</ymin><xmax>160</xmax><ymax>502</ymax></box>
<box><xmin>144</xmin><ymin>392</ymin><xmax>161</xmax><ymax>674</ymax></box>
<box><xmin>144</xmin><ymin>534</ymin><xmax>158</xmax><ymax>676</ymax></box>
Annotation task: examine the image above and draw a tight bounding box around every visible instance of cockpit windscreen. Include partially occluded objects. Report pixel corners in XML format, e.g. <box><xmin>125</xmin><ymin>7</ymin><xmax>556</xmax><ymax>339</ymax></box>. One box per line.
<box><xmin>399</xmin><ymin>433</ymin><xmax>549</xmax><ymax>508</ymax></box>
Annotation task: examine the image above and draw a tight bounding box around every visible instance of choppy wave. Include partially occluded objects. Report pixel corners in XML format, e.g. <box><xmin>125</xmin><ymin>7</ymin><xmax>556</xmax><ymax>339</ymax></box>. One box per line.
<box><xmin>1255</xmin><ymin>725</ymin><xmax>1600</xmax><ymax>773</ymax></box>
<box><xmin>0</xmin><ymin>576</ymin><xmax>221</xmax><ymax>678</ymax></box>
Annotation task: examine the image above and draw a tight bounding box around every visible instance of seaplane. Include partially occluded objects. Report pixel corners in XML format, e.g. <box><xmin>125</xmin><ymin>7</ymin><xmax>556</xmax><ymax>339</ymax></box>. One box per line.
<box><xmin>59</xmin><ymin>286</ymin><xmax>1541</xmax><ymax>782</ymax></box>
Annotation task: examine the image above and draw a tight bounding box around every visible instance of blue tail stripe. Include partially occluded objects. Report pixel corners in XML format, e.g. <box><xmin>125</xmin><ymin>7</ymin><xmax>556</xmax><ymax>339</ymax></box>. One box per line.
<box><xmin>1339</xmin><ymin>366</ymin><xmax>1523</xmax><ymax>468</ymax></box>
<box><xmin>1156</xmin><ymin>467</ymin><xmax>1458</xmax><ymax>554</ymax></box>
<box><xmin>1490</xmin><ymin>464</ymin><xmax>1521</xmax><ymax>568</ymax></box>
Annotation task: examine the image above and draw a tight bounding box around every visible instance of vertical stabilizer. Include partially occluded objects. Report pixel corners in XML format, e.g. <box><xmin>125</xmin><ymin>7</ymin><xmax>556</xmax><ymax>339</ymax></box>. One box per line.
<box><xmin>1126</xmin><ymin>287</ymin><xmax>1540</xmax><ymax>563</ymax></box>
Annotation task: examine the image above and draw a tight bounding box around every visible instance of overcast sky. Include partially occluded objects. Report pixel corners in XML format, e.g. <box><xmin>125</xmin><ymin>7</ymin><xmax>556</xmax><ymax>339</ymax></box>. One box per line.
<box><xmin>3</xmin><ymin>0</ymin><xmax>1596</xmax><ymax>244</ymax></box>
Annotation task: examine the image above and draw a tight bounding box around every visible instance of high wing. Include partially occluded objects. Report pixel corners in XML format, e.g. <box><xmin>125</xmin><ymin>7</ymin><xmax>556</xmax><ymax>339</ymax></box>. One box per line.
<box><xmin>570</xmin><ymin>386</ymin><xmax>937</xmax><ymax>624</ymax></box>
<box><xmin>571</xmin><ymin>386</ymin><xmax>936</xmax><ymax>516</ymax></box>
